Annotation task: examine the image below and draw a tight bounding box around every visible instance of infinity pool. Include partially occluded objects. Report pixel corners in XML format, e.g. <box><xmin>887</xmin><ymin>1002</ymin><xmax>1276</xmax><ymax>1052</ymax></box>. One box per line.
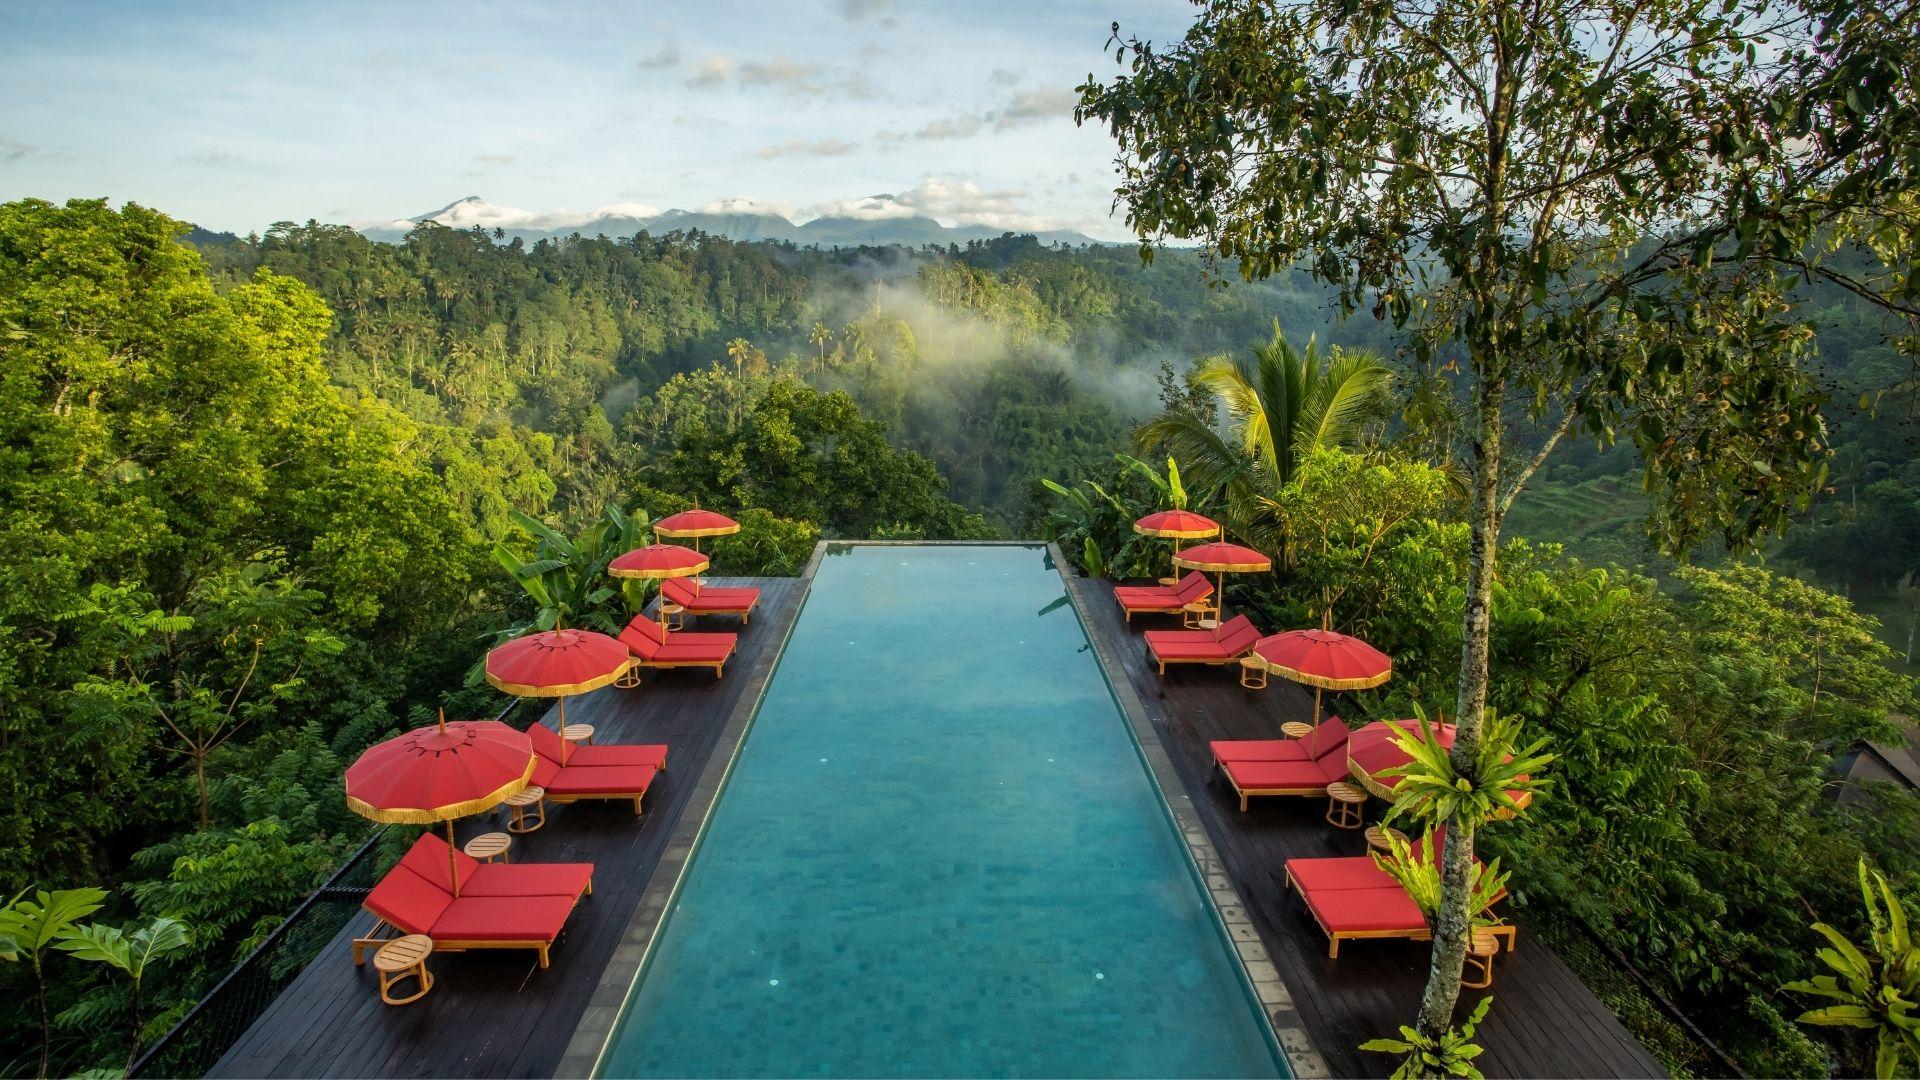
<box><xmin>598</xmin><ymin>544</ymin><xmax>1287</xmax><ymax>1077</ymax></box>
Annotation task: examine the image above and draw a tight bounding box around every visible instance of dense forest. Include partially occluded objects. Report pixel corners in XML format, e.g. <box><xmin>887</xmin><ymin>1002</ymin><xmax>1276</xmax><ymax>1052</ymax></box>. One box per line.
<box><xmin>1</xmin><ymin>190</ymin><xmax>1915</xmax><ymax>1077</ymax></box>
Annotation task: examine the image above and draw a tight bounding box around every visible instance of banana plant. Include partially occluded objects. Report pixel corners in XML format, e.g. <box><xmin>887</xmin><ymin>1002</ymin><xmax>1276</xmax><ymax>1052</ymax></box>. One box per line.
<box><xmin>57</xmin><ymin>916</ymin><xmax>191</xmax><ymax>1071</ymax></box>
<box><xmin>0</xmin><ymin>887</ymin><xmax>106</xmax><ymax>1079</ymax></box>
<box><xmin>1784</xmin><ymin>859</ymin><xmax>1920</xmax><ymax>1078</ymax></box>
<box><xmin>491</xmin><ymin>503</ymin><xmax>653</xmax><ymax>638</ymax></box>
<box><xmin>1370</xmin><ymin>828</ymin><xmax>1510</xmax><ymax>932</ymax></box>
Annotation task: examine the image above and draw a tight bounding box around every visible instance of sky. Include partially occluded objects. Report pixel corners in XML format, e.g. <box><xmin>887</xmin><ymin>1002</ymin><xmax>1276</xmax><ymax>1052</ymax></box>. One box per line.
<box><xmin>0</xmin><ymin>0</ymin><xmax>1194</xmax><ymax>240</ymax></box>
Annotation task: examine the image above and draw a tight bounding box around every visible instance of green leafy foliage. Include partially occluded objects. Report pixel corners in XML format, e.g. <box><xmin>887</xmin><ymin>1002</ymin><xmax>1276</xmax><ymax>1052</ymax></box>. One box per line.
<box><xmin>492</xmin><ymin>503</ymin><xmax>653</xmax><ymax>636</ymax></box>
<box><xmin>1784</xmin><ymin>859</ymin><xmax>1920</xmax><ymax>1078</ymax></box>
<box><xmin>1361</xmin><ymin>995</ymin><xmax>1493</xmax><ymax>1079</ymax></box>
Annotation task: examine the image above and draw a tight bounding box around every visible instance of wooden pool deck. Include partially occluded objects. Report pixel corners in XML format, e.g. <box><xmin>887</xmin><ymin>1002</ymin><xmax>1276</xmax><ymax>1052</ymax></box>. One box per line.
<box><xmin>206</xmin><ymin>555</ymin><xmax>1662</xmax><ymax>1079</ymax></box>
<box><xmin>1064</xmin><ymin>572</ymin><xmax>1665</xmax><ymax>1079</ymax></box>
<box><xmin>208</xmin><ymin>576</ymin><xmax>810</xmax><ymax>1079</ymax></box>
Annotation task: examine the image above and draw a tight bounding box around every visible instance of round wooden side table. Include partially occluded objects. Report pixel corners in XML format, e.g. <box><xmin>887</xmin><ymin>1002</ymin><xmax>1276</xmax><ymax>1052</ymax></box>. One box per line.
<box><xmin>1183</xmin><ymin>600</ymin><xmax>1221</xmax><ymax>630</ymax></box>
<box><xmin>462</xmin><ymin>831</ymin><xmax>511</xmax><ymax>863</ymax></box>
<box><xmin>1363</xmin><ymin>825</ymin><xmax>1409</xmax><ymax>853</ymax></box>
<box><xmin>1238</xmin><ymin>655</ymin><xmax>1268</xmax><ymax>689</ymax></box>
<box><xmin>1281</xmin><ymin>721</ymin><xmax>1314</xmax><ymax>739</ymax></box>
<box><xmin>504</xmin><ymin>785</ymin><xmax>546</xmax><ymax>834</ymax></box>
<box><xmin>1463</xmin><ymin>927</ymin><xmax>1502</xmax><ymax>989</ymax></box>
<box><xmin>659</xmin><ymin>602</ymin><xmax>686</xmax><ymax>630</ymax></box>
<box><xmin>373</xmin><ymin>934</ymin><xmax>434</xmax><ymax>1005</ymax></box>
<box><xmin>1324</xmin><ymin>781</ymin><xmax>1368</xmax><ymax>829</ymax></box>
<box><xmin>562</xmin><ymin>723</ymin><xmax>595</xmax><ymax>745</ymax></box>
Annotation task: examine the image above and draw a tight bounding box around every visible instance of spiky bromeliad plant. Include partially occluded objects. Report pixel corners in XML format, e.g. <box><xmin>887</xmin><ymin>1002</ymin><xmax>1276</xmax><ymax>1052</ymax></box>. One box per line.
<box><xmin>1783</xmin><ymin>859</ymin><xmax>1920</xmax><ymax>1079</ymax></box>
<box><xmin>1365</xmin><ymin>706</ymin><xmax>1553</xmax><ymax>1073</ymax></box>
<box><xmin>1362</xmin><ymin>995</ymin><xmax>1494</xmax><ymax>1079</ymax></box>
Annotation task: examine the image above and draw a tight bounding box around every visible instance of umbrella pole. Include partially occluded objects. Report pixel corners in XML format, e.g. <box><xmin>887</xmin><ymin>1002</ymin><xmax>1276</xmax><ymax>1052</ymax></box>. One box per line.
<box><xmin>445</xmin><ymin>820</ymin><xmax>460</xmax><ymax>898</ymax></box>
<box><xmin>1313</xmin><ymin>686</ymin><xmax>1323</xmax><ymax>728</ymax></box>
<box><xmin>558</xmin><ymin>695</ymin><xmax>569</xmax><ymax>766</ymax></box>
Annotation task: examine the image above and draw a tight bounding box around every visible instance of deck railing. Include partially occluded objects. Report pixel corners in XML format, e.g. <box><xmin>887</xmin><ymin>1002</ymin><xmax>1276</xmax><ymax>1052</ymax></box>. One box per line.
<box><xmin>129</xmin><ymin>699</ymin><xmax>526</xmax><ymax>1079</ymax></box>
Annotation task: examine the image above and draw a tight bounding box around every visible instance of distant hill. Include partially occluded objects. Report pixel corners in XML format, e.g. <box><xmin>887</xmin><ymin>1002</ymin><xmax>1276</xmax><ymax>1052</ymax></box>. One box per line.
<box><xmin>355</xmin><ymin>196</ymin><xmax>1103</xmax><ymax>249</ymax></box>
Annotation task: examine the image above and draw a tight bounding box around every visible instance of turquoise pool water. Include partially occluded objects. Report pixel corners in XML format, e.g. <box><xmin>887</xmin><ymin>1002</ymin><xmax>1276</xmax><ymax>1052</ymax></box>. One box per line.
<box><xmin>599</xmin><ymin>545</ymin><xmax>1287</xmax><ymax>1078</ymax></box>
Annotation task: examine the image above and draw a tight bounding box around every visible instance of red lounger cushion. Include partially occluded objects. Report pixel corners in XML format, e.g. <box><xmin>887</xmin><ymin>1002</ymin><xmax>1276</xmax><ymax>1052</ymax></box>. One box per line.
<box><xmin>1305</xmin><ymin>885</ymin><xmax>1428</xmax><ymax>934</ymax></box>
<box><xmin>429</xmin><ymin>895</ymin><xmax>578</xmax><ymax>941</ymax></box>
<box><xmin>542</xmin><ymin>764</ymin><xmax>655</xmax><ymax>796</ymax></box>
<box><xmin>1222</xmin><ymin>758</ymin><xmax>1339</xmax><ymax>791</ymax></box>
<box><xmin>690</xmin><ymin>586</ymin><xmax>760</xmax><ymax>608</ymax></box>
<box><xmin>1145</xmin><ymin>629</ymin><xmax>1221</xmax><ymax>646</ymax></box>
<box><xmin>527</xmin><ymin>722</ymin><xmax>668</xmax><ymax>771</ymax></box>
<box><xmin>565</xmin><ymin>743</ymin><xmax>669</xmax><ymax>769</ymax></box>
<box><xmin>365</xmin><ymin>865</ymin><xmax>454</xmax><ymax>934</ymax></box>
<box><xmin>1211</xmin><ymin>739</ymin><xmax>1309</xmax><ymax>763</ymax></box>
<box><xmin>464</xmin><ymin>862</ymin><xmax>594</xmax><ymax>899</ymax></box>
<box><xmin>664</xmin><ymin>630</ymin><xmax>735</xmax><ymax>649</ymax></box>
<box><xmin>653</xmin><ymin>643</ymin><xmax>732</xmax><ymax>663</ymax></box>
<box><xmin>1152</xmin><ymin>639</ymin><xmax>1239</xmax><ymax>660</ymax></box>
<box><xmin>1114</xmin><ymin>586</ymin><xmax>1180</xmax><ymax>608</ymax></box>
<box><xmin>1287</xmin><ymin>857</ymin><xmax>1398</xmax><ymax>893</ymax></box>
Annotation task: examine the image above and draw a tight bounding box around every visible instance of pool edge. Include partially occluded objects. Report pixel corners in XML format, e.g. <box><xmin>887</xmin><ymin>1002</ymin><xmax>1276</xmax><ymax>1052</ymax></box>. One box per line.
<box><xmin>557</xmin><ymin>542</ymin><xmax>830</xmax><ymax>1079</ymax></box>
<box><xmin>1051</xmin><ymin>548</ymin><xmax>1331</xmax><ymax>1079</ymax></box>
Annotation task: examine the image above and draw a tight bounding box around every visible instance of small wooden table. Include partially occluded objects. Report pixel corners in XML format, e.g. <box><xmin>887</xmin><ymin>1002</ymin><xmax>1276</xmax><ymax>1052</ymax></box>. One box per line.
<box><xmin>659</xmin><ymin>602</ymin><xmax>686</xmax><ymax>630</ymax></box>
<box><xmin>1324</xmin><ymin>781</ymin><xmax>1369</xmax><ymax>829</ymax></box>
<box><xmin>462</xmin><ymin>831</ymin><xmax>511</xmax><ymax>863</ymax></box>
<box><xmin>1364</xmin><ymin>825</ymin><xmax>1409</xmax><ymax>853</ymax></box>
<box><xmin>504</xmin><ymin>785</ymin><xmax>546</xmax><ymax>834</ymax></box>
<box><xmin>562</xmin><ymin>723</ymin><xmax>595</xmax><ymax>745</ymax></box>
<box><xmin>1281</xmin><ymin>721</ymin><xmax>1314</xmax><ymax>739</ymax></box>
<box><xmin>372</xmin><ymin>934</ymin><xmax>434</xmax><ymax>1005</ymax></box>
<box><xmin>1237</xmin><ymin>655</ymin><xmax>1268</xmax><ymax>689</ymax></box>
<box><xmin>1464</xmin><ymin>927</ymin><xmax>1502</xmax><ymax>988</ymax></box>
<box><xmin>1182</xmin><ymin>600</ymin><xmax>1221</xmax><ymax>630</ymax></box>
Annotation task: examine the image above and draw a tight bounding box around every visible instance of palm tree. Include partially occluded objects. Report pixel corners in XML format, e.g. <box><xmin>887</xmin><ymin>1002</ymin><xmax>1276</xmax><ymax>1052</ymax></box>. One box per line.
<box><xmin>1138</xmin><ymin>322</ymin><xmax>1391</xmax><ymax>549</ymax></box>
<box><xmin>809</xmin><ymin>322</ymin><xmax>833</xmax><ymax>372</ymax></box>
<box><xmin>727</xmin><ymin>337</ymin><xmax>752</xmax><ymax>378</ymax></box>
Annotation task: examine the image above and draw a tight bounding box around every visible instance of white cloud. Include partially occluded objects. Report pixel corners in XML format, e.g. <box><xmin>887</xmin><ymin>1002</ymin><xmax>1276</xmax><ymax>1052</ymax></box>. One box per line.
<box><xmin>759</xmin><ymin>137</ymin><xmax>860</xmax><ymax>159</ymax></box>
<box><xmin>806</xmin><ymin>176</ymin><xmax>1066</xmax><ymax>232</ymax></box>
<box><xmin>473</xmin><ymin>152</ymin><xmax>516</xmax><ymax>165</ymax></box>
<box><xmin>0</xmin><ymin>134</ymin><xmax>32</xmax><ymax>162</ymax></box>
<box><xmin>995</xmin><ymin>87</ymin><xmax>1078</xmax><ymax>128</ymax></box>
<box><xmin>391</xmin><ymin>197</ymin><xmax>662</xmax><ymax>233</ymax></box>
<box><xmin>699</xmin><ymin>195</ymin><xmax>799</xmax><ymax>219</ymax></box>
<box><xmin>636</xmin><ymin>42</ymin><xmax>680</xmax><ymax>71</ymax></box>
<box><xmin>684</xmin><ymin>53</ymin><xmax>871</xmax><ymax>98</ymax></box>
<box><xmin>835</xmin><ymin>0</ymin><xmax>895</xmax><ymax>22</ymax></box>
<box><xmin>685</xmin><ymin>54</ymin><xmax>735</xmax><ymax>88</ymax></box>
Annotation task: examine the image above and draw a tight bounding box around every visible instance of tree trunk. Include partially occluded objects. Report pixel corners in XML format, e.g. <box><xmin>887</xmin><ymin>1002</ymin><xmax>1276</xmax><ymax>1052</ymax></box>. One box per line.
<box><xmin>34</xmin><ymin>960</ymin><xmax>50</xmax><ymax>1079</ymax></box>
<box><xmin>1416</xmin><ymin>374</ymin><xmax>1505</xmax><ymax>1042</ymax></box>
<box><xmin>195</xmin><ymin>751</ymin><xmax>211</xmax><ymax>828</ymax></box>
<box><xmin>126</xmin><ymin>977</ymin><xmax>144</xmax><ymax>1073</ymax></box>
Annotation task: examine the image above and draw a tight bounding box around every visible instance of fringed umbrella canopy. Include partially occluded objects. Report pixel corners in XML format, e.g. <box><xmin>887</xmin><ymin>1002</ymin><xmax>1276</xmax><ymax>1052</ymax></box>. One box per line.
<box><xmin>653</xmin><ymin>509</ymin><xmax>740</xmax><ymax>540</ymax></box>
<box><xmin>1250</xmin><ymin>629</ymin><xmax>1392</xmax><ymax>690</ymax></box>
<box><xmin>484</xmin><ymin>628</ymin><xmax>633</xmax><ymax>697</ymax></box>
<box><xmin>1133</xmin><ymin>509</ymin><xmax>1219</xmax><ymax>540</ymax></box>
<box><xmin>345</xmin><ymin>714</ymin><xmax>535</xmax><ymax>896</ymax></box>
<box><xmin>608</xmin><ymin>543</ymin><xmax>709</xmax><ymax>580</ymax></box>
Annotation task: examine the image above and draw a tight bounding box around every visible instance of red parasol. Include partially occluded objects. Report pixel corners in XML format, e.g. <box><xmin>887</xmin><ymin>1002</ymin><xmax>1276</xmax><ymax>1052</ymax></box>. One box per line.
<box><xmin>1134</xmin><ymin>510</ymin><xmax>1220</xmax><ymax>581</ymax></box>
<box><xmin>653</xmin><ymin>509</ymin><xmax>740</xmax><ymax>553</ymax></box>
<box><xmin>345</xmin><ymin>712</ymin><xmax>535</xmax><ymax>897</ymax></box>
<box><xmin>485</xmin><ymin>628</ymin><xmax>632</xmax><ymax>765</ymax></box>
<box><xmin>1249</xmin><ymin>628</ymin><xmax>1392</xmax><ymax>724</ymax></box>
<box><xmin>1171</xmin><ymin>541</ymin><xmax>1271</xmax><ymax>617</ymax></box>
<box><xmin>1346</xmin><ymin>719</ymin><xmax>1532</xmax><ymax>814</ymax></box>
<box><xmin>609</xmin><ymin>543</ymin><xmax>710</xmax><ymax>630</ymax></box>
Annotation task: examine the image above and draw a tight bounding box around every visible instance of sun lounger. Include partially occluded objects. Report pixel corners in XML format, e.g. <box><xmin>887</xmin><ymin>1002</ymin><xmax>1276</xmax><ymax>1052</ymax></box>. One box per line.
<box><xmin>528</xmin><ymin>724</ymin><xmax>660</xmax><ymax>813</ymax></box>
<box><xmin>661</xmin><ymin>575</ymin><xmax>760</xmax><ymax>625</ymax></box>
<box><xmin>1212</xmin><ymin>718</ymin><xmax>1354</xmax><ymax>810</ymax></box>
<box><xmin>1209</xmin><ymin>718</ymin><xmax>1352</xmax><ymax>765</ymax></box>
<box><xmin>1283</xmin><ymin>834</ymin><xmax>1514</xmax><ymax>957</ymax></box>
<box><xmin>1113</xmin><ymin>571</ymin><xmax>1214</xmax><ymax>623</ymax></box>
<box><xmin>353</xmin><ymin>832</ymin><xmax>593</xmax><ymax>969</ymax></box>
<box><xmin>1143</xmin><ymin>614</ymin><xmax>1263</xmax><ymax>677</ymax></box>
<box><xmin>617</xmin><ymin>613</ymin><xmax>737</xmax><ymax>680</ymax></box>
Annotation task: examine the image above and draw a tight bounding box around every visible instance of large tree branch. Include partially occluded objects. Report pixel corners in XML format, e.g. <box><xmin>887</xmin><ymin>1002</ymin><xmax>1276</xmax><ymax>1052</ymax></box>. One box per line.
<box><xmin>1498</xmin><ymin>402</ymin><xmax>1579</xmax><ymax>517</ymax></box>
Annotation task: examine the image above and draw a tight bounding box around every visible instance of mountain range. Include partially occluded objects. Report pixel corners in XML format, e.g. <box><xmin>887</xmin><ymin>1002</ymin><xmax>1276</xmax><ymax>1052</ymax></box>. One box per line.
<box><xmin>356</xmin><ymin>196</ymin><xmax>1103</xmax><ymax>249</ymax></box>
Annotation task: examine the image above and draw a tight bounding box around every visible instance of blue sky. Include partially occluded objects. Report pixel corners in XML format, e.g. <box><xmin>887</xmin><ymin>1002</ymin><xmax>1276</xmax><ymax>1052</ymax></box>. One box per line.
<box><xmin>0</xmin><ymin>0</ymin><xmax>1192</xmax><ymax>239</ymax></box>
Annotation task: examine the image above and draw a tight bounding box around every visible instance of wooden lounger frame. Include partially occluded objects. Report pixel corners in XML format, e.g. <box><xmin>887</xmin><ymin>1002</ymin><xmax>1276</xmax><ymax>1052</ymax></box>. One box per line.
<box><xmin>545</xmin><ymin>767</ymin><xmax>657</xmax><ymax>815</ymax></box>
<box><xmin>349</xmin><ymin>880</ymin><xmax>592</xmax><ymax>970</ymax></box>
<box><xmin>1147</xmin><ymin>640</ymin><xmax>1254</xmax><ymax>678</ymax></box>
<box><xmin>1283</xmin><ymin>865</ymin><xmax>1517</xmax><ymax>958</ymax></box>
<box><xmin>1213</xmin><ymin>755</ymin><xmax>1335</xmax><ymax>811</ymax></box>
<box><xmin>616</xmin><ymin>647</ymin><xmax>734</xmax><ymax>683</ymax></box>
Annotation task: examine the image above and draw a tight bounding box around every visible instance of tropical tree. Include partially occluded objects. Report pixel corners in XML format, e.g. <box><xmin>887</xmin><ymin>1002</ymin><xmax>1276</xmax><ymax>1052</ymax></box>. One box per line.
<box><xmin>0</xmin><ymin>888</ymin><xmax>105</xmax><ymax>1078</ymax></box>
<box><xmin>1079</xmin><ymin>0</ymin><xmax>1911</xmax><ymax>1041</ymax></box>
<box><xmin>808</xmin><ymin>322</ymin><xmax>833</xmax><ymax>372</ymax></box>
<box><xmin>1138</xmin><ymin>324</ymin><xmax>1390</xmax><ymax>548</ymax></box>
<box><xmin>57</xmin><ymin>916</ymin><xmax>190</xmax><ymax>1071</ymax></box>
<box><xmin>1784</xmin><ymin>859</ymin><xmax>1920</xmax><ymax>1078</ymax></box>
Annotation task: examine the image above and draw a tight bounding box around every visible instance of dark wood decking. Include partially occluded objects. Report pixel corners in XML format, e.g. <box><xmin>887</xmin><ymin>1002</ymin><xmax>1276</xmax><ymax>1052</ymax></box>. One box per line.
<box><xmin>209</xmin><ymin>577</ymin><xmax>808</xmax><ymax>1080</ymax></box>
<box><xmin>1066</xmin><ymin>574</ymin><xmax>1665</xmax><ymax>1079</ymax></box>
